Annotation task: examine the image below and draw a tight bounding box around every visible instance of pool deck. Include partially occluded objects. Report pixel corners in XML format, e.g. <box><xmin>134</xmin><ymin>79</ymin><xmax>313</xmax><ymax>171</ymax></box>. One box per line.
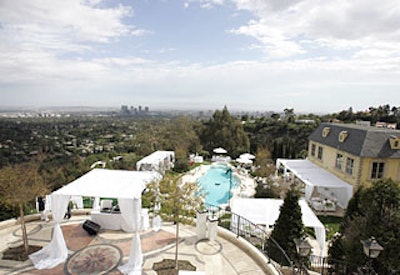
<box><xmin>0</xmin><ymin>213</ymin><xmax>277</xmax><ymax>274</ymax></box>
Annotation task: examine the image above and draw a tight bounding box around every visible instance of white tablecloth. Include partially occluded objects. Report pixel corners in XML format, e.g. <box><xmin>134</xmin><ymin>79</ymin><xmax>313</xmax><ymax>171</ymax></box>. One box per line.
<box><xmin>90</xmin><ymin>209</ymin><xmax>150</xmax><ymax>232</ymax></box>
<box><xmin>90</xmin><ymin>211</ymin><xmax>124</xmax><ymax>231</ymax></box>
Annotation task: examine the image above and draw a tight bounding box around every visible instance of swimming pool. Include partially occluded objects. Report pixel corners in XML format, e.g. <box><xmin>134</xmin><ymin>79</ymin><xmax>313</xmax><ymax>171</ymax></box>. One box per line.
<box><xmin>197</xmin><ymin>164</ymin><xmax>239</xmax><ymax>206</ymax></box>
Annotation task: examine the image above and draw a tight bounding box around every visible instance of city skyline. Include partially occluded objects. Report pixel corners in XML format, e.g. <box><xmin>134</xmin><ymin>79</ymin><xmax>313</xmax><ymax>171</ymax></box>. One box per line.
<box><xmin>0</xmin><ymin>0</ymin><xmax>399</xmax><ymax>113</ymax></box>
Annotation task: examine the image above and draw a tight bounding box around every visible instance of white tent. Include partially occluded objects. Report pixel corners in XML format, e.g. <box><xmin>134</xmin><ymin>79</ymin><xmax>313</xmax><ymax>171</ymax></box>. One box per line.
<box><xmin>231</xmin><ymin>198</ymin><xmax>326</xmax><ymax>256</ymax></box>
<box><xmin>29</xmin><ymin>168</ymin><xmax>159</xmax><ymax>274</ymax></box>
<box><xmin>239</xmin><ymin>153</ymin><xmax>255</xmax><ymax>160</ymax></box>
<box><xmin>236</xmin><ymin>157</ymin><xmax>253</xmax><ymax>164</ymax></box>
<box><xmin>276</xmin><ymin>159</ymin><xmax>353</xmax><ymax>208</ymax></box>
<box><xmin>213</xmin><ymin>147</ymin><xmax>227</xmax><ymax>154</ymax></box>
<box><xmin>136</xmin><ymin>150</ymin><xmax>175</xmax><ymax>173</ymax></box>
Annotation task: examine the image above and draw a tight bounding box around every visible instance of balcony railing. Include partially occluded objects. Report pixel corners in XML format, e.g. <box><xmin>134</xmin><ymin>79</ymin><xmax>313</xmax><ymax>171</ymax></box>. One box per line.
<box><xmin>308</xmin><ymin>255</ymin><xmax>360</xmax><ymax>274</ymax></box>
<box><xmin>203</xmin><ymin>203</ymin><xmax>386</xmax><ymax>275</ymax></box>
<box><xmin>204</xmin><ymin>203</ymin><xmax>300</xmax><ymax>275</ymax></box>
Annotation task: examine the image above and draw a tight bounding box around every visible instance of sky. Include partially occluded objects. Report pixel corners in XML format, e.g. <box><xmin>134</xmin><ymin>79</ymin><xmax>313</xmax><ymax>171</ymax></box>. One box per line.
<box><xmin>0</xmin><ymin>0</ymin><xmax>399</xmax><ymax>113</ymax></box>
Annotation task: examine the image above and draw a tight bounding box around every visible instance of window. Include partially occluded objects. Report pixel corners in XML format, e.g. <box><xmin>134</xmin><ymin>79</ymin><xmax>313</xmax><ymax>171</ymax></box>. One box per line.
<box><xmin>338</xmin><ymin>131</ymin><xmax>348</xmax><ymax>142</ymax></box>
<box><xmin>389</xmin><ymin>135</ymin><xmax>400</xmax><ymax>149</ymax></box>
<box><xmin>322</xmin><ymin>127</ymin><xmax>331</xmax><ymax>138</ymax></box>
<box><xmin>335</xmin><ymin>153</ymin><xmax>343</xmax><ymax>170</ymax></box>
<box><xmin>311</xmin><ymin>144</ymin><xmax>316</xmax><ymax>157</ymax></box>
<box><xmin>371</xmin><ymin>162</ymin><xmax>385</xmax><ymax>179</ymax></box>
<box><xmin>345</xmin><ymin>157</ymin><xmax>354</xmax><ymax>175</ymax></box>
<box><xmin>317</xmin><ymin>146</ymin><xmax>323</xmax><ymax>160</ymax></box>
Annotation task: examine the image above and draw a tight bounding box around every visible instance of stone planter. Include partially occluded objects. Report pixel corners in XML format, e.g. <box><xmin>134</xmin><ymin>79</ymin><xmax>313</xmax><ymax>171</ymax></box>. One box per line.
<box><xmin>196</xmin><ymin>210</ymin><xmax>207</xmax><ymax>240</ymax></box>
<box><xmin>207</xmin><ymin>217</ymin><xmax>219</xmax><ymax>242</ymax></box>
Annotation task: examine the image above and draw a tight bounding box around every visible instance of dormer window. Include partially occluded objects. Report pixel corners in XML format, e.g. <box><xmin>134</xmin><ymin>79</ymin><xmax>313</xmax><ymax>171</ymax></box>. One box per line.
<box><xmin>322</xmin><ymin>127</ymin><xmax>331</xmax><ymax>138</ymax></box>
<box><xmin>338</xmin><ymin>131</ymin><xmax>348</xmax><ymax>142</ymax></box>
<box><xmin>389</xmin><ymin>135</ymin><xmax>400</xmax><ymax>149</ymax></box>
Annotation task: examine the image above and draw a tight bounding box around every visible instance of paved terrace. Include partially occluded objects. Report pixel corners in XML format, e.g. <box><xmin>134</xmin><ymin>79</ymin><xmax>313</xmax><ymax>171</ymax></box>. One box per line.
<box><xmin>0</xmin><ymin>212</ymin><xmax>278</xmax><ymax>275</ymax></box>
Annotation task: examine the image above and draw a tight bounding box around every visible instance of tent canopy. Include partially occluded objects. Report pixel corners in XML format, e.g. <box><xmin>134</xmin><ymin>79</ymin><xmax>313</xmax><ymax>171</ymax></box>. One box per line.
<box><xmin>236</xmin><ymin>157</ymin><xmax>253</xmax><ymax>164</ymax></box>
<box><xmin>231</xmin><ymin>198</ymin><xmax>326</xmax><ymax>255</ymax></box>
<box><xmin>53</xmin><ymin>168</ymin><xmax>159</xmax><ymax>199</ymax></box>
<box><xmin>136</xmin><ymin>150</ymin><xmax>174</xmax><ymax>172</ymax></box>
<box><xmin>31</xmin><ymin>168</ymin><xmax>159</xmax><ymax>272</ymax></box>
<box><xmin>239</xmin><ymin>153</ymin><xmax>255</xmax><ymax>160</ymax></box>
<box><xmin>213</xmin><ymin>147</ymin><xmax>227</xmax><ymax>154</ymax></box>
<box><xmin>231</xmin><ymin>198</ymin><xmax>324</xmax><ymax>229</ymax></box>
<box><xmin>276</xmin><ymin>159</ymin><xmax>353</xmax><ymax>208</ymax></box>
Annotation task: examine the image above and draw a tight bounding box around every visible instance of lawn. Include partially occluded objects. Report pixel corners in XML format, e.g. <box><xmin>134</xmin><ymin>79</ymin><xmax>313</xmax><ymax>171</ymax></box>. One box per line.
<box><xmin>317</xmin><ymin>216</ymin><xmax>343</xmax><ymax>240</ymax></box>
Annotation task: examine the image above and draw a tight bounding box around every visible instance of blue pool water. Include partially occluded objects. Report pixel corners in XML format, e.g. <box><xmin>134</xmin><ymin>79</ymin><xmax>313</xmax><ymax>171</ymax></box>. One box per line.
<box><xmin>197</xmin><ymin>164</ymin><xmax>239</xmax><ymax>206</ymax></box>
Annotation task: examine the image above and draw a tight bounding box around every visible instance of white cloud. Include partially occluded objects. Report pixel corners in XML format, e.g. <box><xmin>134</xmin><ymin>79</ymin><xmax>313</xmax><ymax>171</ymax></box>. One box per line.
<box><xmin>94</xmin><ymin>57</ymin><xmax>152</xmax><ymax>67</ymax></box>
<box><xmin>230</xmin><ymin>20</ymin><xmax>306</xmax><ymax>58</ymax></box>
<box><xmin>0</xmin><ymin>0</ymin><xmax>145</xmax><ymax>84</ymax></box>
<box><xmin>0</xmin><ymin>0</ymin><xmax>399</xmax><ymax>111</ymax></box>
<box><xmin>186</xmin><ymin>0</ymin><xmax>225</xmax><ymax>9</ymax></box>
<box><xmin>0</xmin><ymin>0</ymin><xmax>136</xmax><ymax>53</ymax></box>
<box><xmin>131</xmin><ymin>29</ymin><xmax>152</xmax><ymax>36</ymax></box>
<box><xmin>227</xmin><ymin>0</ymin><xmax>400</xmax><ymax>61</ymax></box>
<box><xmin>2</xmin><ymin>48</ymin><xmax>398</xmax><ymax>111</ymax></box>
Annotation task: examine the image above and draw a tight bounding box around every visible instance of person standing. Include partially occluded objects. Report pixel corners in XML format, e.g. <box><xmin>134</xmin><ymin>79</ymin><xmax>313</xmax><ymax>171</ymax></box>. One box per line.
<box><xmin>65</xmin><ymin>200</ymin><xmax>72</xmax><ymax>220</ymax></box>
<box><xmin>37</xmin><ymin>196</ymin><xmax>49</xmax><ymax>222</ymax></box>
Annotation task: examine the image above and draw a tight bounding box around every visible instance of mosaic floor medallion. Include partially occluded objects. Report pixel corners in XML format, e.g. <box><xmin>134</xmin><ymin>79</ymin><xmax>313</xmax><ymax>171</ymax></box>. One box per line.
<box><xmin>65</xmin><ymin>244</ymin><xmax>122</xmax><ymax>275</ymax></box>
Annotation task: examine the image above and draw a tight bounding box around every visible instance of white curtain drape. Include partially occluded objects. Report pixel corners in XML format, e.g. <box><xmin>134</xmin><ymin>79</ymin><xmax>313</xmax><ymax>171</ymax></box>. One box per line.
<box><xmin>118</xmin><ymin>198</ymin><xmax>143</xmax><ymax>274</ymax></box>
<box><xmin>118</xmin><ymin>198</ymin><xmax>136</xmax><ymax>232</ymax></box>
<box><xmin>153</xmin><ymin>215</ymin><xmax>162</xmax><ymax>232</ymax></box>
<box><xmin>45</xmin><ymin>195</ymin><xmax>52</xmax><ymax>212</ymax></box>
<box><xmin>92</xmin><ymin>196</ymin><xmax>100</xmax><ymax>211</ymax></box>
<box><xmin>141</xmin><ymin>208</ymin><xmax>150</xmax><ymax>231</ymax></box>
<box><xmin>29</xmin><ymin>194</ymin><xmax>70</xmax><ymax>269</ymax></box>
<box><xmin>314</xmin><ymin>226</ymin><xmax>326</xmax><ymax>256</ymax></box>
<box><xmin>71</xmin><ymin>196</ymin><xmax>83</xmax><ymax>209</ymax></box>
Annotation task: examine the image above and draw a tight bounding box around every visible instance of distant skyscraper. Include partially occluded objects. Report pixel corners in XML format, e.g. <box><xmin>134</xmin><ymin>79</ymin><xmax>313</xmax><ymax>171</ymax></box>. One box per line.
<box><xmin>121</xmin><ymin>105</ymin><xmax>129</xmax><ymax>115</ymax></box>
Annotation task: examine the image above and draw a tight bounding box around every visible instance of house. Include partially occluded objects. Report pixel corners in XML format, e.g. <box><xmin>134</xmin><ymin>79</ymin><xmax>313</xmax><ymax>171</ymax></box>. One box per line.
<box><xmin>308</xmin><ymin>122</ymin><xmax>400</xmax><ymax>190</ymax></box>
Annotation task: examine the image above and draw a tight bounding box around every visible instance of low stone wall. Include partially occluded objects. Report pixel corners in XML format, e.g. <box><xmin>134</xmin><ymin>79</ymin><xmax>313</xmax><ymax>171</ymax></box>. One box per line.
<box><xmin>0</xmin><ymin>209</ymin><xmax>91</xmax><ymax>230</ymax></box>
<box><xmin>217</xmin><ymin>226</ymin><xmax>280</xmax><ymax>275</ymax></box>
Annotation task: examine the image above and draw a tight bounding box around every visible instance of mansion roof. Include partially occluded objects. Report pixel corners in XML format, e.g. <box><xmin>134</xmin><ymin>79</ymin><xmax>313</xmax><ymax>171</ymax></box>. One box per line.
<box><xmin>308</xmin><ymin>123</ymin><xmax>400</xmax><ymax>158</ymax></box>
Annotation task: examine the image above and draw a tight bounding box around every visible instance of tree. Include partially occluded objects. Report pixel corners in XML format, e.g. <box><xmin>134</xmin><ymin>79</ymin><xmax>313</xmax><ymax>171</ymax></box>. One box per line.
<box><xmin>268</xmin><ymin>188</ymin><xmax>304</xmax><ymax>262</ymax></box>
<box><xmin>270</xmin><ymin>113</ymin><xmax>281</xmax><ymax>120</ymax></box>
<box><xmin>161</xmin><ymin>116</ymin><xmax>202</xmax><ymax>172</ymax></box>
<box><xmin>200</xmin><ymin>106</ymin><xmax>249</xmax><ymax>157</ymax></box>
<box><xmin>284</xmin><ymin>108</ymin><xmax>295</xmax><ymax>123</ymax></box>
<box><xmin>329</xmin><ymin>179</ymin><xmax>400</xmax><ymax>274</ymax></box>
<box><xmin>0</xmin><ymin>162</ymin><xmax>48</xmax><ymax>256</ymax></box>
<box><xmin>144</xmin><ymin>172</ymin><xmax>203</xmax><ymax>270</ymax></box>
<box><xmin>160</xmin><ymin>116</ymin><xmax>202</xmax><ymax>154</ymax></box>
<box><xmin>254</xmin><ymin>146</ymin><xmax>274</xmax><ymax>178</ymax></box>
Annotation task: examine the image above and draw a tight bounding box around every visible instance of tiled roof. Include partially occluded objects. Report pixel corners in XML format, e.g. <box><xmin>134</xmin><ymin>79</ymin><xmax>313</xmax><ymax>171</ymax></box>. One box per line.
<box><xmin>308</xmin><ymin>123</ymin><xmax>400</xmax><ymax>158</ymax></box>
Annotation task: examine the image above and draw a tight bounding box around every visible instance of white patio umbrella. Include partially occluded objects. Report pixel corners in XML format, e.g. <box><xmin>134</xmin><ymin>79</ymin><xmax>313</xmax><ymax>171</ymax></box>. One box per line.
<box><xmin>236</xmin><ymin>157</ymin><xmax>253</xmax><ymax>164</ymax></box>
<box><xmin>213</xmin><ymin>147</ymin><xmax>227</xmax><ymax>154</ymax></box>
<box><xmin>240</xmin><ymin>153</ymin><xmax>255</xmax><ymax>160</ymax></box>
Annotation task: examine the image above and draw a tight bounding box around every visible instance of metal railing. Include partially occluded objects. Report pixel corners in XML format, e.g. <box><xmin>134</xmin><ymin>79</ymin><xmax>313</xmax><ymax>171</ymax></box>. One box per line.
<box><xmin>309</xmin><ymin>255</ymin><xmax>360</xmax><ymax>274</ymax></box>
<box><xmin>202</xmin><ymin>204</ymin><xmax>399</xmax><ymax>275</ymax></box>
<box><xmin>204</xmin><ymin>203</ymin><xmax>300</xmax><ymax>275</ymax></box>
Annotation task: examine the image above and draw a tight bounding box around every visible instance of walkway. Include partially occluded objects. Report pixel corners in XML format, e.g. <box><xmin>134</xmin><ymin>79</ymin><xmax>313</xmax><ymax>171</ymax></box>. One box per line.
<box><xmin>0</xmin><ymin>214</ymin><xmax>275</xmax><ymax>274</ymax></box>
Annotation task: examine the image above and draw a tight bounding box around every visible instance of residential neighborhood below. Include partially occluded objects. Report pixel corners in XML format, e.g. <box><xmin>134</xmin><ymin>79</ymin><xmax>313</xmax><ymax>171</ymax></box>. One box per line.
<box><xmin>0</xmin><ymin>104</ymin><xmax>399</xmax><ymax>275</ymax></box>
